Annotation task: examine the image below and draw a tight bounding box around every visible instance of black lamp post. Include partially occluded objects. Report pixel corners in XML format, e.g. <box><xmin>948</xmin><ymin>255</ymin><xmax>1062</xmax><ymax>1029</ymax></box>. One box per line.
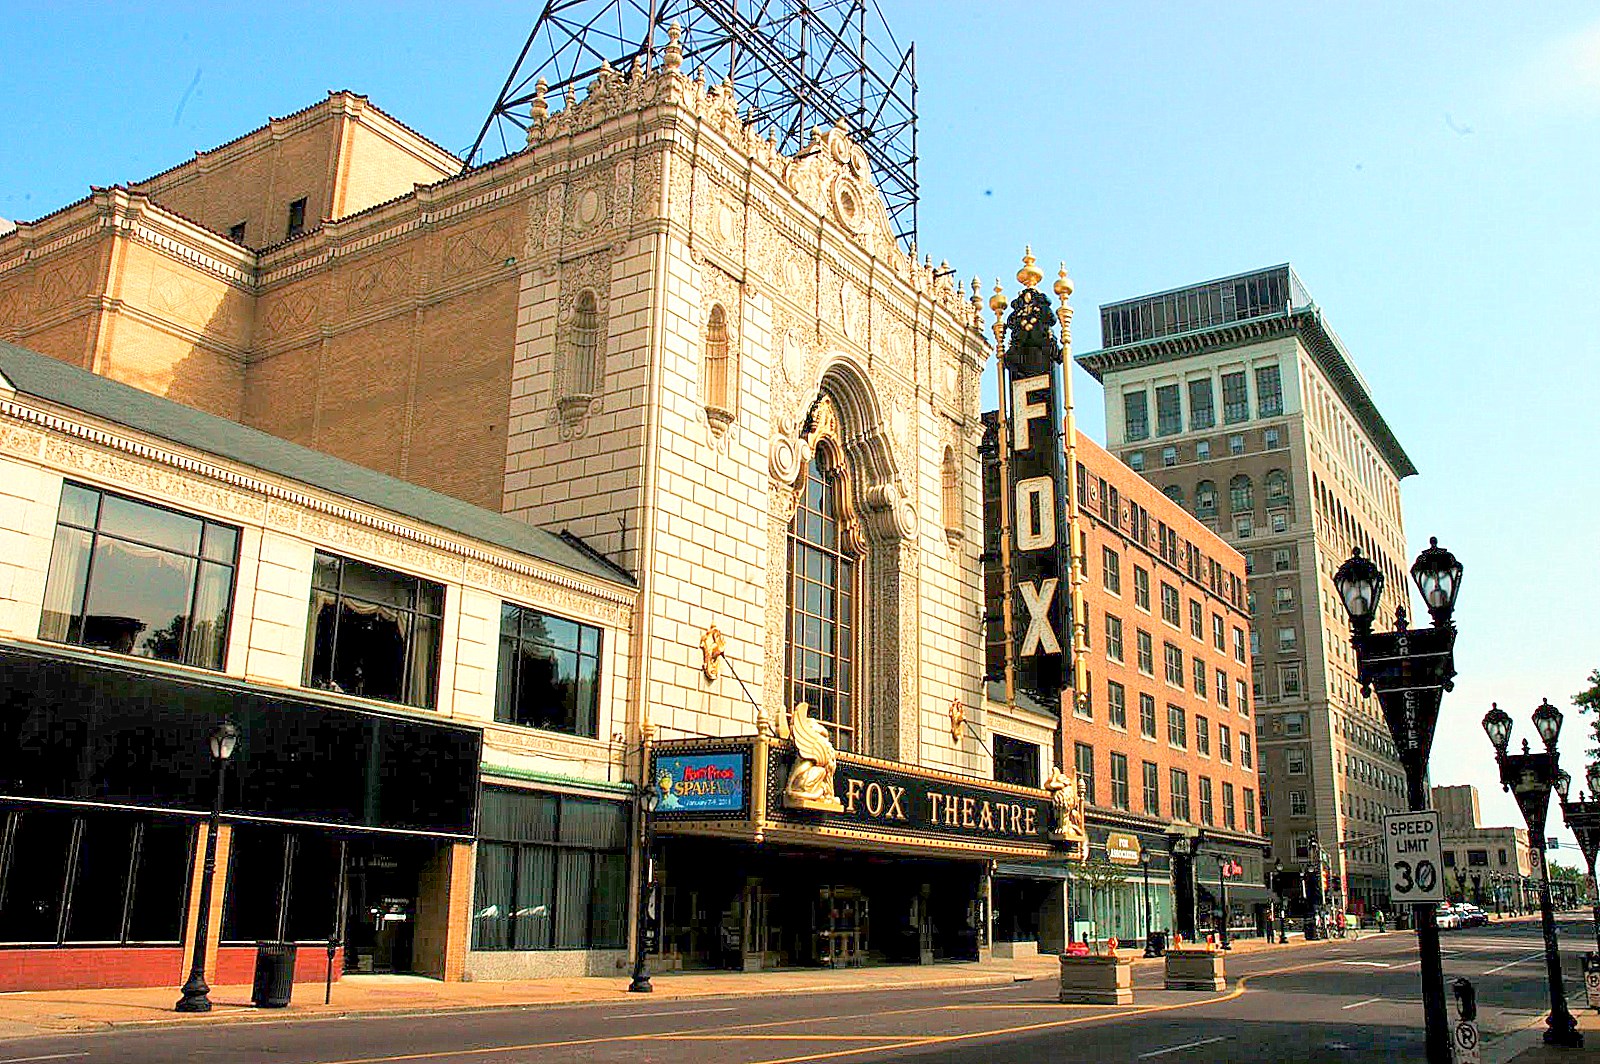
<box><xmin>1483</xmin><ymin>700</ymin><xmax>1583</xmax><ymax>1048</ymax></box>
<box><xmin>1140</xmin><ymin>851</ymin><xmax>1156</xmax><ymax>956</ymax></box>
<box><xmin>628</xmin><ymin>781</ymin><xmax>661</xmax><ymax>993</ymax></box>
<box><xmin>1556</xmin><ymin>761</ymin><xmax>1600</xmax><ymax>957</ymax></box>
<box><xmin>1471</xmin><ymin>872</ymin><xmax>1482</xmax><ymax>907</ymax></box>
<box><xmin>1215</xmin><ymin>856</ymin><xmax>1233</xmax><ymax>950</ymax></box>
<box><xmin>176</xmin><ymin>719</ymin><xmax>239</xmax><ymax>1013</ymax></box>
<box><xmin>1273</xmin><ymin>859</ymin><xmax>1287</xmax><ymax>944</ymax></box>
<box><xmin>1333</xmin><ymin>537</ymin><xmax>1462</xmax><ymax>1064</ymax></box>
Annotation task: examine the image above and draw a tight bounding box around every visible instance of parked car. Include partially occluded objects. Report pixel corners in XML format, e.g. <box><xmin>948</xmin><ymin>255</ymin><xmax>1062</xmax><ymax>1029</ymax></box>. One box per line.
<box><xmin>1436</xmin><ymin>905</ymin><xmax>1462</xmax><ymax>930</ymax></box>
<box><xmin>1458</xmin><ymin>904</ymin><xmax>1488</xmax><ymax>927</ymax></box>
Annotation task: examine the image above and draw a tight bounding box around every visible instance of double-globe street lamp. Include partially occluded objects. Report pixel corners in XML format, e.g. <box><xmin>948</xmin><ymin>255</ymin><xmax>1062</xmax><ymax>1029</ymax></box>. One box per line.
<box><xmin>1333</xmin><ymin>536</ymin><xmax>1462</xmax><ymax>1064</ymax></box>
<box><xmin>1482</xmin><ymin>701</ymin><xmax>1584</xmax><ymax>1048</ymax></box>
<box><xmin>1555</xmin><ymin>762</ymin><xmax>1600</xmax><ymax>958</ymax></box>
<box><xmin>628</xmin><ymin>780</ymin><xmax>661</xmax><ymax>993</ymax></box>
<box><xmin>176</xmin><ymin>719</ymin><xmax>240</xmax><ymax>1013</ymax></box>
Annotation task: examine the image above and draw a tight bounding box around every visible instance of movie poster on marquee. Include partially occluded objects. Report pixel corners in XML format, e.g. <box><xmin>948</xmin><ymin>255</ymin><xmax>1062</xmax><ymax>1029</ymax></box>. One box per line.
<box><xmin>651</xmin><ymin>749</ymin><xmax>751</xmax><ymax>819</ymax></box>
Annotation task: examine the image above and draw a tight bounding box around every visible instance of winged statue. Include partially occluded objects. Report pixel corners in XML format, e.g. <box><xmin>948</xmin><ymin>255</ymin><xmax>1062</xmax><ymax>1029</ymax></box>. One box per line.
<box><xmin>781</xmin><ymin>702</ymin><xmax>844</xmax><ymax>811</ymax></box>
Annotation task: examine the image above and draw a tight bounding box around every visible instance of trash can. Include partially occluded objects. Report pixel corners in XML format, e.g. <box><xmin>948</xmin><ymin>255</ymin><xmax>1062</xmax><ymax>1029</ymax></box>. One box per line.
<box><xmin>251</xmin><ymin>941</ymin><xmax>297</xmax><ymax>1008</ymax></box>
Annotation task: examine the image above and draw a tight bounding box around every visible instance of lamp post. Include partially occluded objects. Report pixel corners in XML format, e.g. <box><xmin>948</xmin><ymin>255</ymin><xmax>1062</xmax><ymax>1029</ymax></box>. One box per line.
<box><xmin>628</xmin><ymin>780</ymin><xmax>662</xmax><ymax>992</ymax></box>
<box><xmin>1273</xmin><ymin>859</ymin><xmax>1287</xmax><ymax>944</ymax></box>
<box><xmin>176</xmin><ymin>719</ymin><xmax>239</xmax><ymax>1013</ymax></box>
<box><xmin>1471</xmin><ymin>872</ymin><xmax>1482</xmax><ymax>907</ymax></box>
<box><xmin>1303</xmin><ymin>836</ymin><xmax>1325</xmax><ymax>940</ymax></box>
<box><xmin>1333</xmin><ymin>537</ymin><xmax>1462</xmax><ymax>1064</ymax></box>
<box><xmin>1556</xmin><ymin>761</ymin><xmax>1600</xmax><ymax>957</ymax></box>
<box><xmin>1215</xmin><ymin>856</ymin><xmax>1233</xmax><ymax>950</ymax></box>
<box><xmin>1483</xmin><ymin>700</ymin><xmax>1583</xmax><ymax>1048</ymax></box>
<box><xmin>1140</xmin><ymin>851</ymin><xmax>1156</xmax><ymax>956</ymax></box>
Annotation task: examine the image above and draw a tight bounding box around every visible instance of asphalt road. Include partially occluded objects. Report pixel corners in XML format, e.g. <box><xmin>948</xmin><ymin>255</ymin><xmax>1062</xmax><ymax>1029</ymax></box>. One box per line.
<box><xmin>2</xmin><ymin>916</ymin><xmax>1592</xmax><ymax>1064</ymax></box>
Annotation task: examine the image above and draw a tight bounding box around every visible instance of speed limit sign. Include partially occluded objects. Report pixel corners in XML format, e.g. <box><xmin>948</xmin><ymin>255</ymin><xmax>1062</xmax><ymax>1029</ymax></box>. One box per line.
<box><xmin>1384</xmin><ymin>811</ymin><xmax>1445</xmax><ymax>904</ymax></box>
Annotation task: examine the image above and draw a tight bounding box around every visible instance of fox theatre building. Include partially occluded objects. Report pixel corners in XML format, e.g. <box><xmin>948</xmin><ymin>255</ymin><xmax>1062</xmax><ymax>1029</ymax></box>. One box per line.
<box><xmin>643</xmin><ymin>726</ymin><xmax>1067</xmax><ymax>971</ymax></box>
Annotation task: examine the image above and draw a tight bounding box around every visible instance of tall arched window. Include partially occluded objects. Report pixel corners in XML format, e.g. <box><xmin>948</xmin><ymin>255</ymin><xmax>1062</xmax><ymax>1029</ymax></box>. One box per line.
<box><xmin>703</xmin><ymin>303</ymin><xmax>734</xmax><ymax>427</ymax></box>
<box><xmin>786</xmin><ymin>448</ymin><xmax>858</xmax><ymax>751</ymax></box>
<box><xmin>1265</xmin><ymin>469</ymin><xmax>1289</xmax><ymax>504</ymax></box>
<box><xmin>1195</xmin><ymin>480</ymin><xmax>1218</xmax><ymax>517</ymax></box>
<box><xmin>941</xmin><ymin>445</ymin><xmax>962</xmax><ymax>542</ymax></box>
<box><xmin>558</xmin><ymin>290</ymin><xmax>603</xmax><ymax>419</ymax></box>
<box><xmin>1229</xmin><ymin>474</ymin><xmax>1254</xmax><ymax>513</ymax></box>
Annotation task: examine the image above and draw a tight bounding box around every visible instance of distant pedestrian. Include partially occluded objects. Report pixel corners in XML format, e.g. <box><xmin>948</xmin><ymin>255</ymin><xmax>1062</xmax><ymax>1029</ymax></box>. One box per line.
<box><xmin>1375</xmin><ymin>910</ymin><xmax>1386</xmax><ymax>933</ymax></box>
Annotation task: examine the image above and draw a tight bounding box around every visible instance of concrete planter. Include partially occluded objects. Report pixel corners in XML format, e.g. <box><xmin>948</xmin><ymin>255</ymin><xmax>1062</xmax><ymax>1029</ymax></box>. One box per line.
<box><xmin>1058</xmin><ymin>953</ymin><xmax>1134</xmax><ymax>1005</ymax></box>
<box><xmin>1163</xmin><ymin>947</ymin><xmax>1226</xmax><ymax>991</ymax></box>
<box><xmin>993</xmin><ymin>940</ymin><xmax>1038</xmax><ymax>960</ymax></box>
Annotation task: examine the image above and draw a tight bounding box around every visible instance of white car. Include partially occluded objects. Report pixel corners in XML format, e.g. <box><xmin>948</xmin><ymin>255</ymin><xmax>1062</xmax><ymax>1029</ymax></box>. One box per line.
<box><xmin>1436</xmin><ymin>905</ymin><xmax>1462</xmax><ymax>930</ymax></box>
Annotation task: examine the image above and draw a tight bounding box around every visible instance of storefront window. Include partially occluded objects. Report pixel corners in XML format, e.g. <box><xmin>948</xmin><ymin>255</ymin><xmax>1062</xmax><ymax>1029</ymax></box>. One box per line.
<box><xmin>305</xmin><ymin>552</ymin><xmax>443</xmax><ymax>709</ymax></box>
<box><xmin>785</xmin><ymin>451</ymin><xmax>859</xmax><ymax>751</ymax></box>
<box><xmin>39</xmin><ymin>482</ymin><xmax>239</xmax><ymax>670</ymax></box>
<box><xmin>992</xmin><ymin>734</ymin><xmax>1040</xmax><ymax>788</ymax></box>
<box><xmin>0</xmin><ymin>807</ymin><xmax>191</xmax><ymax>945</ymax></box>
<box><xmin>495</xmin><ymin>603</ymin><xmax>603</xmax><ymax>738</ymax></box>
<box><xmin>471</xmin><ymin>787</ymin><xmax>628</xmax><ymax>952</ymax></box>
<box><xmin>221</xmin><ymin>826</ymin><xmax>344</xmax><ymax>944</ymax></box>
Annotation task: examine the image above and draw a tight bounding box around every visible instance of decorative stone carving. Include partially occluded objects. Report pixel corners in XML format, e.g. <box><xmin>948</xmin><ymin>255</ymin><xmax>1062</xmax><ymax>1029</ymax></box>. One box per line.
<box><xmin>700</xmin><ymin>623</ymin><xmax>727</xmax><ymax>682</ymax></box>
<box><xmin>1045</xmin><ymin>764</ymin><xmax>1088</xmax><ymax>846</ymax></box>
<box><xmin>778</xmin><ymin>702</ymin><xmax>843</xmax><ymax>812</ymax></box>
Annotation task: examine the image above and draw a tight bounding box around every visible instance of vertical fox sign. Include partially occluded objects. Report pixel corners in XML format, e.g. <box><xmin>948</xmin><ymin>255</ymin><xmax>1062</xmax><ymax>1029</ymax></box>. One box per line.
<box><xmin>994</xmin><ymin>253</ymin><xmax>1073</xmax><ymax>703</ymax></box>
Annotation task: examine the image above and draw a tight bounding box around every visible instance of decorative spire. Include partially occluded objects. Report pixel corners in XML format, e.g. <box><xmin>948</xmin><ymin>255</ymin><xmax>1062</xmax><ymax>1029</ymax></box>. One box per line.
<box><xmin>1053</xmin><ymin>262</ymin><xmax>1073</xmax><ymax>300</ymax></box>
<box><xmin>529</xmin><ymin>78</ymin><xmax>549</xmax><ymax>122</ymax></box>
<box><xmin>663</xmin><ymin>21</ymin><xmax>683</xmax><ymax>73</ymax></box>
<box><xmin>1016</xmin><ymin>246</ymin><xmax>1042</xmax><ymax>289</ymax></box>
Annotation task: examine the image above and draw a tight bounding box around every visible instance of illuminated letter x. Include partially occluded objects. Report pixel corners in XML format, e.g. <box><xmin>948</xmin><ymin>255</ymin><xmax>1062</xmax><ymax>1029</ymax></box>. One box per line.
<box><xmin>1018</xmin><ymin>578</ymin><xmax>1061</xmax><ymax>657</ymax></box>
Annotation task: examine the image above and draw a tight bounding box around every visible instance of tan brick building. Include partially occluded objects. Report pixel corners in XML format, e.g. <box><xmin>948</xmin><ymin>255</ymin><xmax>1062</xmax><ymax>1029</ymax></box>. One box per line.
<box><xmin>0</xmin><ymin>39</ymin><xmax>1081</xmax><ymax>979</ymax></box>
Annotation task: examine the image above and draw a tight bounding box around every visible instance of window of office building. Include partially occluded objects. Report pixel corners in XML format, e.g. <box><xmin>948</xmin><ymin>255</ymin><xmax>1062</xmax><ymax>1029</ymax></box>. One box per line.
<box><xmin>1195</xmin><ymin>480</ymin><xmax>1217</xmax><ymax>517</ymax></box>
<box><xmin>1124</xmin><ymin>391</ymin><xmax>1150</xmax><ymax>440</ymax></box>
<box><xmin>1256</xmin><ymin>365</ymin><xmax>1283</xmax><ymax>418</ymax></box>
<box><xmin>1289</xmin><ymin>790</ymin><xmax>1308</xmax><ymax>817</ymax></box>
<box><xmin>1275</xmin><ymin>587</ymin><xmax>1296</xmax><ymax>613</ymax></box>
<box><xmin>1264</xmin><ymin>427</ymin><xmax>1281</xmax><ymax>449</ymax></box>
<box><xmin>1108</xmin><ymin>680</ymin><xmax>1127</xmax><ymax>729</ymax></box>
<box><xmin>1189</xmin><ymin>379</ymin><xmax>1215</xmax><ymax>430</ymax></box>
<box><xmin>1219</xmin><ymin>724</ymin><xmax>1232</xmax><ymax>763</ymax></box>
<box><xmin>1222</xmin><ymin>372</ymin><xmax>1249</xmax><ymax>424</ymax></box>
<box><xmin>1287</xmin><ymin>747</ymin><xmax>1307</xmax><ymax>775</ymax></box>
<box><xmin>1139</xmin><ymin>693</ymin><xmax>1157</xmax><ymax>739</ymax></box>
<box><xmin>1134</xmin><ymin>762</ymin><xmax>1157</xmax><ymax>816</ymax></box>
<box><xmin>1244</xmin><ymin>788</ymin><xmax>1257</xmax><ymax>832</ymax></box>
<box><xmin>1161</xmin><ymin>583</ymin><xmax>1181</xmax><ymax>626</ymax></box>
<box><xmin>1102</xmin><ymin>547</ymin><xmax>1122</xmax><ymax>594</ymax></box>
<box><xmin>1164</xmin><ymin>642</ymin><xmax>1184</xmax><ymax>686</ymax></box>
<box><xmin>1189</xmin><ymin>600</ymin><xmax>1204</xmax><ymax>640</ymax></box>
<box><xmin>1105</xmin><ymin>614</ymin><xmax>1124</xmax><ymax>662</ymax></box>
<box><xmin>1273</xmin><ymin>547</ymin><xmax>1292</xmax><ymax>571</ymax></box>
<box><xmin>1238</xmin><ymin>678</ymin><xmax>1250</xmax><ymax>715</ymax></box>
<box><xmin>1232</xmin><ymin>627</ymin><xmax>1246</xmax><ymax>663</ymax></box>
<box><xmin>1228</xmin><ymin>433</ymin><xmax>1245</xmax><ymax>455</ymax></box>
<box><xmin>1162</xmin><ymin>447</ymin><xmax>1179</xmax><ymax>469</ymax></box>
<box><xmin>1199</xmin><ymin>777</ymin><xmax>1215</xmax><ymax>825</ymax></box>
<box><xmin>286</xmin><ymin>197</ymin><xmax>307</xmax><ymax>238</ymax></box>
<box><xmin>1212</xmin><ymin>614</ymin><xmax>1226</xmax><ymax>651</ymax></box>
<box><xmin>1167</xmin><ymin>704</ymin><xmax>1187</xmax><ymax>748</ymax></box>
<box><xmin>222</xmin><ymin>826</ymin><xmax>346</xmax><ymax>945</ymax></box>
<box><xmin>1133</xmin><ymin>567</ymin><xmax>1150</xmax><ymax>610</ymax></box>
<box><xmin>306</xmin><ymin>552</ymin><xmax>444</xmax><ymax>708</ymax></box>
<box><xmin>1217</xmin><ymin>669</ymin><xmax>1230</xmax><ymax>707</ymax></box>
<box><xmin>0</xmin><ymin>807</ymin><xmax>191</xmax><ymax>945</ymax></box>
<box><xmin>40</xmin><ymin>483</ymin><xmax>240</xmax><ymax>671</ymax></box>
<box><xmin>1265</xmin><ymin>469</ymin><xmax>1289</xmax><ymax>504</ymax></box>
<box><xmin>1192</xmin><ymin>657</ymin><xmax>1207</xmax><ymax>697</ymax></box>
<box><xmin>1156</xmin><ymin>384</ymin><xmax>1182</xmax><ymax>436</ymax></box>
<box><xmin>1171</xmin><ymin>769</ymin><xmax>1191</xmax><ymax>821</ymax></box>
<box><xmin>1222</xmin><ymin>782</ymin><xmax>1236</xmax><ymax>829</ymax></box>
<box><xmin>993</xmin><ymin>734</ymin><xmax>1041</xmax><ymax>788</ymax></box>
<box><xmin>1196</xmin><ymin>715</ymin><xmax>1211</xmax><ymax>756</ymax></box>
<box><xmin>1251</xmin><ymin>628</ymin><xmax>1262</xmax><ymax>656</ymax></box>
<box><xmin>1128</xmin><ymin>451</ymin><xmax>1145</xmax><ymax>471</ymax></box>
<box><xmin>1075</xmin><ymin>742</ymin><xmax>1096</xmax><ymax>805</ymax></box>
<box><xmin>1229</xmin><ymin>475</ymin><xmax>1254</xmax><ymax>513</ymax></box>
<box><xmin>472</xmin><ymin>787</ymin><xmax>628</xmax><ymax>951</ymax></box>
<box><xmin>1110</xmin><ymin>753</ymin><xmax>1130</xmax><ymax>811</ymax></box>
<box><xmin>1241</xmin><ymin>732</ymin><xmax>1253</xmax><ymax>769</ymax></box>
<box><xmin>497</xmin><ymin>603</ymin><xmax>604</xmax><ymax>738</ymax></box>
<box><xmin>1277</xmin><ymin>626</ymin><xmax>1298</xmax><ymax>653</ymax></box>
<box><xmin>1136</xmin><ymin>630</ymin><xmax>1154</xmax><ymax>674</ymax></box>
<box><xmin>1196</xmin><ymin>439</ymin><xmax>1211</xmax><ymax>460</ymax></box>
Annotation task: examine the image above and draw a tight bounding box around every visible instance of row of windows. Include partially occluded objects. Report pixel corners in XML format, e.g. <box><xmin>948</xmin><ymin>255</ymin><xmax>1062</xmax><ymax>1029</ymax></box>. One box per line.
<box><xmin>1091</xmin><ymin>680</ymin><xmax>1253</xmax><ymax>767</ymax></box>
<box><xmin>226</xmin><ymin>196</ymin><xmax>310</xmax><ymax>247</ymax></box>
<box><xmin>1069</xmin><ymin>743</ymin><xmax>1257</xmax><ymax>832</ymax></box>
<box><xmin>1128</xmin><ymin>426</ymin><xmax>1283</xmax><ymax>472</ymax></box>
<box><xmin>1160</xmin><ymin>469</ymin><xmax>1292</xmax><ymax>518</ymax></box>
<box><xmin>1123</xmin><ymin>365</ymin><xmax>1283</xmax><ymax>442</ymax></box>
<box><xmin>39</xmin><ymin>483</ymin><xmax>607</xmax><ymax>740</ymax></box>
<box><xmin>1100</xmin><ymin>551</ymin><xmax>1248</xmax><ymax>661</ymax></box>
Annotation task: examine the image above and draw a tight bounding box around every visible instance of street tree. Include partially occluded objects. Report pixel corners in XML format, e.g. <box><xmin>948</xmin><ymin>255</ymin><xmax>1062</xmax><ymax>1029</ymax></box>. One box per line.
<box><xmin>1074</xmin><ymin>853</ymin><xmax>1129</xmax><ymax>951</ymax></box>
<box><xmin>1574</xmin><ymin>668</ymin><xmax>1600</xmax><ymax>761</ymax></box>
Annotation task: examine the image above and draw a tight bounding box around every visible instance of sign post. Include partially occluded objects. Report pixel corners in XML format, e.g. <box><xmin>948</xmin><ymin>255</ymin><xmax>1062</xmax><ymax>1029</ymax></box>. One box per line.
<box><xmin>1385</xmin><ymin>811</ymin><xmax>1446</xmax><ymax>906</ymax></box>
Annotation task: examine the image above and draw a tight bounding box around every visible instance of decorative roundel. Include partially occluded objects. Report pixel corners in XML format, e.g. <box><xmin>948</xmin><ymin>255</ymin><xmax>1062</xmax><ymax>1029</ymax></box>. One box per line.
<box><xmin>830</xmin><ymin>175</ymin><xmax>868</xmax><ymax>234</ymax></box>
<box><xmin>783</xmin><ymin>256</ymin><xmax>807</xmax><ymax>292</ymax></box>
<box><xmin>715</xmin><ymin>203</ymin><xmax>738</xmax><ymax>244</ymax></box>
<box><xmin>770</xmin><ymin>433</ymin><xmax>806</xmax><ymax>484</ymax></box>
<box><xmin>573</xmin><ymin>187</ymin><xmax>604</xmax><ymax>230</ymax></box>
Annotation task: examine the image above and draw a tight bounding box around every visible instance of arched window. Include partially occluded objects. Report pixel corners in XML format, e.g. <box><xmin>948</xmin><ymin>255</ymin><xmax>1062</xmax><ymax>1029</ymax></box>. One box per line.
<box><xmin>786</xmin><ymin>448</ymin><xmax>859</xmax><ymax>751</ymax></box>
<box><xmin>558</xmin><ymin>290</ymin><xmax>603</xmax><ymax>419</ymax></box>
<box><xmin>1265</xmin><ymin>469</ymin><xmax>1289</xmax><ymax>504</ymax></box>
<box><xmin>703</xmin><ymin>303</ymin><xmax>735</xmax><ymax>427</ymax></box>
<box><xmin>941</xmin><ymin>445</ymin><xmax>962</xmax><ymax>542</ymax></box>
<box><xmin>1195</xmin><ymin>480</ymin><xmax>1217</xmax><ymax>517</ymax></box>
<box><xmin>1229</xmin><ymin>475</ymin><xmax>1253</xmax><ymax>513</ymax></box>
<box><xmin>1163</xmin><ymin>484</ymin><xmax>1184</xmax><ymax>507</ymax></box>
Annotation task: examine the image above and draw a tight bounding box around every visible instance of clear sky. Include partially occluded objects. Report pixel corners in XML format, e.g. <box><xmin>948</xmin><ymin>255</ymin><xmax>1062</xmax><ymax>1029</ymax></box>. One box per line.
<box><xmin>4</xmin><ymin>2</ymin><xmax>1597</xmax><ymax>859</ymax></box>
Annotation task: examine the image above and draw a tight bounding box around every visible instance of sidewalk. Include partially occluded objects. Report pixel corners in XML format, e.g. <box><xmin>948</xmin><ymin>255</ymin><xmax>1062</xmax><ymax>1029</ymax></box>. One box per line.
<box><xmin>1493</xmin><ymin>1008</ymin><xmax>1600</xmax><ymax>1064</ymax></box>
<box><xmin>0</xmin><ymin>932</ymin><xmax>1319</xmax><ymax>1040</ymax></box>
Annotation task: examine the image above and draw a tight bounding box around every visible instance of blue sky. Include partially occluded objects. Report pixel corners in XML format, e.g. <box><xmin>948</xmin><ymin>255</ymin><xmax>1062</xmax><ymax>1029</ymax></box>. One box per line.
<box><xmin>4</xmin><ymin>2</ymin><xmax>1598</xmax><ymax>858</ymax></box>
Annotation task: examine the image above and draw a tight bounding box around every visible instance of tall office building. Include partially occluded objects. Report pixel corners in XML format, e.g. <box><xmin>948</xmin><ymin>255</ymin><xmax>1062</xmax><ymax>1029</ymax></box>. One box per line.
<box><xmin>1076</xmin><ymin>265</ymin><xmax>1415</xmax><ymax>912</ymax></box>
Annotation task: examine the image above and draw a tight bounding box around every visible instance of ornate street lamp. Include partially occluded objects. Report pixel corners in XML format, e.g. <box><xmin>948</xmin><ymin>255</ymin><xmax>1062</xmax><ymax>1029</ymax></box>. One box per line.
<box><xmin>176</xmin><ymin>720</ymin><xmax>239</xmax><ymax>1013</ymax></box>
<box><xmin>1482</xmin><ymin>702</ymin><xmax>1583</xmax><ymax>1048</ymax></box>
<box><xmin>628</xmin><ymin>782</ymin><xmax>662</xmax><ymax>992</ymax></box>
<box><xmin>1556</xmin><ymin>760</ymin><xmax>1600</xmax><ymax>956</ymax></box>
<box><xmin>1273</xmin><ymin>859</ymin><xmax>1288</xmax><ymax>944</ymax></box>
<box><xmin>1140</xmin><ymin>851</ymin><xmax>1157</xmax><ymax>957</ymax></box>
<box><xmin>1335</xmin><ymin>538</ymin><xmax>1463</xmax><ymax>1064</ymax></box>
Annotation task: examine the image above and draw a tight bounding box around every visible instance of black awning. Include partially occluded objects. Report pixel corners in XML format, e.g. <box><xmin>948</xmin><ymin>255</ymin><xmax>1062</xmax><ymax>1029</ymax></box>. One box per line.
<box><xmin>0</xmin><ymin>642</ymin><xmax>481</xmax><ymax>837</ymax></box>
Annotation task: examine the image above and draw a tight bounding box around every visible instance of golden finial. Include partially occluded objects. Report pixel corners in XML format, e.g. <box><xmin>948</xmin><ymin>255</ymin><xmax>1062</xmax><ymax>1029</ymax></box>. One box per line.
<box><xmin>1054</xmin><ymin>262</ymin><xmax>1074</xmax><ymax>300</ymax></box>
<box><xmin>988</xmin><ymin>279</ymin><xmax>1008</xmax><ymax>316</ymax></box>
<box><xmin>1016</xmin><ymin>246</ymin><xmax>1042</xmax><ymax>289</ymax></box>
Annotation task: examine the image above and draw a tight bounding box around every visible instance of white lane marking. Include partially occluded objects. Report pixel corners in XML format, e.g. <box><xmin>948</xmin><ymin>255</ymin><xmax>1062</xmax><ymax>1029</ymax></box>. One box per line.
<box><xmin>1138</xmin><ymin>1036</ymin><xmax>1229</xmax><ymax>1058</ymax></box>
<box><xmin>0</xmin><ymin>1055</ymin><xmax>90</xmax><ymax>1063</ymax></box>
<box><xmin>613</xmin><ymin>1006</ymin><xmax>738</xmax><ymax>1019</ymax></box>
<box><xmin>1338</xmin><ymin>961</ymin><xmax>1392</xmax><ymax>967</ymax></box>
<box><xmin>1483</xmin><ymin>951</ymin><xmax>1543</xmax><ymax>975</ymax></box>
<box><xmin>1341</xmin><ymin>998</ymin><xmax>1383</xmax><ymax>1010</ymax></box>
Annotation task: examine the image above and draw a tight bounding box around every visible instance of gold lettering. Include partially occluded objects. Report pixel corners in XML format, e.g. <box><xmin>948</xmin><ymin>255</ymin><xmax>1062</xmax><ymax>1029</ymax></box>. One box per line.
<box><xmin>944</xmin><ymin>793</ymin><xmax>960</xmax><ymax>826</ymax></box>
<box><xmin>929</xmin><ymin>793</ymin><xmax>942</xmax><ymax>822</ymax></box>
<box><xmin>866</xmin><ymin>782</ymin><xmax>885</xmax><ymax>817</ymax></box>
<box><xmin>979</xmin><ymin>802</ymin><xmax>994</xmax><ymax>832</ymax></box>
<box><xmin>845</xmin><ymin>778</ymin><xmax>864</xmax><ymax>813</ymax></box>
<box><xmin>886</xmin><ymin>785</ymin><xmax>908</xmax><ymax>820</ymax></box>
<box><xmin>1011</xmin><ymin>804</ymin><xmax>1024</xmax><ymax>833</ymax></box>
<box><xmin>1024</xmin><ymin>807</ymin><xmax>1038</xmax><ymax>835</ymax></box>
<box><xmin>961</xmin><ymin>797</ymin><xmax>975</xmax><ymax>829</ymax></box>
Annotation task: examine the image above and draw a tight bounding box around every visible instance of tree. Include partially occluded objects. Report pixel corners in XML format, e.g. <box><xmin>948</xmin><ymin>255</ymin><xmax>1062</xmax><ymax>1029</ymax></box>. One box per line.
<box><xmin>1074</xmin><ymin>853</ymin><xmax>1130</xmax><ymax>952</ymax></box>
<box><xmin>1575</xmin><ymin>668</ymin><xmax>1600</xmax><ymax>762</ymax></box>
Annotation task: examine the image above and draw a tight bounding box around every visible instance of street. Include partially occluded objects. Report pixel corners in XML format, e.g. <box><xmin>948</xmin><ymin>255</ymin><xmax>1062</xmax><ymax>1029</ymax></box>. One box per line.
<box><xmin>0</xmin><ymin>917</ymin><xmax>1591</xmax><ymax>1064</ymax></box>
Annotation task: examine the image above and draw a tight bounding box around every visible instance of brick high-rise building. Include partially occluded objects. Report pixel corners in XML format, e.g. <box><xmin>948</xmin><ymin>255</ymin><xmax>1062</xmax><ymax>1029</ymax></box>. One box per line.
<box><xmin>1076</xmin><ymin>265</ymin><xmax>1416</xmax><ymax>913</ymax></box>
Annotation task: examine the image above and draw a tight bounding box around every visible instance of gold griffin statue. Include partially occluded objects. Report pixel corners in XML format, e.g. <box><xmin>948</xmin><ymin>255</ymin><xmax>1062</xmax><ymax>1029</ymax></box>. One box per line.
<box><xmin>1044</xmin><ymin>764</ymin><xmax>1087</xmax><ymax>844</ymax></box>
<box><xmin>779</xmin><ymin>702</ymin><xmax>844</xmax><ymax>812</ymax></box>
